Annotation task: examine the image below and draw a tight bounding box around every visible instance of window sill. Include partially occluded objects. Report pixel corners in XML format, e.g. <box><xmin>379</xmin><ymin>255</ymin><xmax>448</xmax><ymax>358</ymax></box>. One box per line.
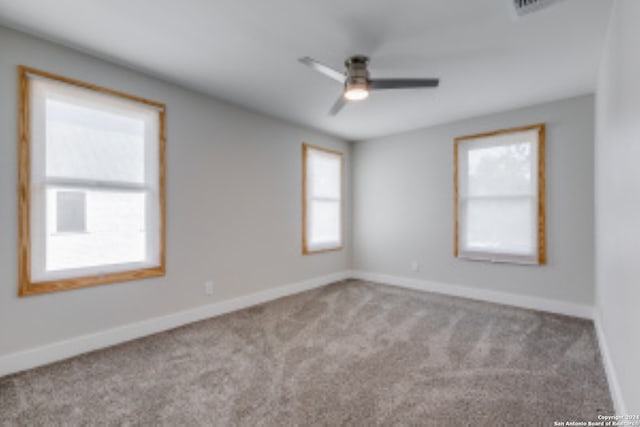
<box><xmin>302</xmin><ymin>245</ymin><xmax>343</xmax><ymax>255</ymax></box>
<box><xmin>19</xmin><ymin>265</ymin><xmax>165</xmax><ymax>297</ymax></box>
<box><xmin>457</xmin><ymin>251</ymin><xmax>541</xmax><ymax>265</ymax></box>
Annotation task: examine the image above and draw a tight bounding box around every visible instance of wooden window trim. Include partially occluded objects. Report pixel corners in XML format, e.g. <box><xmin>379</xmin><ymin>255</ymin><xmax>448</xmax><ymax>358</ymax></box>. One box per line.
<box><xmin>17</xmin><ymin>65</ymin><xmax>167</xmax><ymax>297</ymax></box>
<box><xmin>453</xmin><ymin>123</ymin><xmax>546</xmax><ymax>265</ymax></box>
<box><xmin>302</xmin><ymin>143</ymin><xmax>344</xmax><ymax>255</ymax></box>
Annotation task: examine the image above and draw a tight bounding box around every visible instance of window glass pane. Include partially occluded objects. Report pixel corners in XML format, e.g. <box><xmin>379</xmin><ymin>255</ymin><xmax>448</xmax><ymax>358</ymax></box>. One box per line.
<box><xmin>45</xmin><ymin>188</ymin><xmax>152</xmax><ymax>272</ymax></box>
<box><xmin>466</xmin><ymin>140</ymin><xmax>535</xmax><ymax>197</ymax></box>
<box><xmin>56</xmin><ymin>191</ymin><xmax>86</xmax><ymax>233</ymax></box>
<box><xmin>308</xmin><ymin>200</ymin><xmax>341</xmax><ymax>247</ymax></box>
<box><xmin>45</xmin><ymin>98</ymin><xmax>146</xmax><ymax>184</ymax></box>
<box><xmin>308</xmin><ymin>149</ymin><xmax>341</xmax><ymax>199</ymax></box>
<box><xmin>461</xmin><ymin>198</ymin><xmax>535</xmax><ymax>255</ymax></box>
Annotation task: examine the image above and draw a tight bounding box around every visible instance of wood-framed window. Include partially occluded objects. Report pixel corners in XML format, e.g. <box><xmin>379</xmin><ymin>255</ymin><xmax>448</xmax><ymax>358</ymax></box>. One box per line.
<box><xmin>302</xmin><ymin>143</ymin><xmax>343</xmax><ymax>254</ymax></box>
<box><xmin>454</xmin><ymin>123</ymin><xmax>546</xmax><ymax>265</ymax></box>
<box><xmin>18</xmin><ymin>66</ymin><xmax>166</xmax><ymax>296</ymax></box>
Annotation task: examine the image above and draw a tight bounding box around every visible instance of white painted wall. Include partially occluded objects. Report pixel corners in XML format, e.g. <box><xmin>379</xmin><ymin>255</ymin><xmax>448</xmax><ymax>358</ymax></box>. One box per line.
<box><xmin>353</xmin><ymin>95</ymin><xmax>595</xmax><ymax>306</ymax></box>
<box><xmin>595</xmin><ymin>0</ymin><xmax>640</xmax><ymax>414</ymax></box>
<box><xmin>0</xmin><ymin>26</ymin><xmax>351</xmax><ymax>356</ymax></box>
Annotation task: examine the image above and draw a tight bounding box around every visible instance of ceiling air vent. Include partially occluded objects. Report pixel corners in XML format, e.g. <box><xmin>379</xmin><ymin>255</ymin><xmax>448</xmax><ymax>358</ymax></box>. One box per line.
<box><xmin>512</xmin><ymin>0</ymin><xmax>565</xmax><ymax>16</ymax></box>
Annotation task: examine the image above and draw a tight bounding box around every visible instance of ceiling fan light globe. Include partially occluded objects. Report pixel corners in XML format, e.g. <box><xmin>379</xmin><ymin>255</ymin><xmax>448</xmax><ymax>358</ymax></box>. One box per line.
<box><xmin>344</xmin><ymin>87</ymin><xmax>369</xmax><ymax>101</ymax></box>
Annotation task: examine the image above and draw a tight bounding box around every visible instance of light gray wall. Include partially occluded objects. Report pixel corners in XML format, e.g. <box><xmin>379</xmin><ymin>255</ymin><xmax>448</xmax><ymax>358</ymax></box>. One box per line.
<box><xmin>0</xmin><ymin>26</ymin><xmax>351</xmax><ymax>356</ymax></box>
<box><xmin>353</xmin><ymin>95</ymin><xmax>595</xmax><ymax>305</ymax></box>
<box><xmin>595</xmin><ymin>0</ymin><xmax>640</xmax><ymax>413</ymax></box>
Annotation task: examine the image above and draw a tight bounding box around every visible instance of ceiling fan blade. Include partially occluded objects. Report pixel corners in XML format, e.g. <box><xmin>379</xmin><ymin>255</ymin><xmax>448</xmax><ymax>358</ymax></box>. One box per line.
<box><xmin>369</xmin><ymin>78</ymin><xmax>439</xmax><ymax>90</ymax></box>
<box><xmin>298</xmin><ymin>57</ymin><xmax>346</xmax><ymax>83</ymax></box>
<box><xmin>329</xmin><ymin>94</ymin><xmax>347</xmax><ymax>116</ymax></box>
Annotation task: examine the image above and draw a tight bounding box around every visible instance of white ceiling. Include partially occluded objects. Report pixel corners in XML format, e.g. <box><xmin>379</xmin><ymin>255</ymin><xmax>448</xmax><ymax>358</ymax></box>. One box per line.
<box><xmin>0</xmin><ymin>0</ymin><xmax>613</xmax><ymax>140</ymax></box>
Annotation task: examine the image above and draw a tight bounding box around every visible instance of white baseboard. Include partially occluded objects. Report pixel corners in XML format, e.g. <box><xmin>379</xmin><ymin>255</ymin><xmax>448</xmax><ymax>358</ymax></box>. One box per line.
<box><xmin>0</xmin><ymin>271</ymin><xmax>349</xmax><ymax>378</ymax></box>
<box><xmin>349</xmin><ymin>270</ymin><xmax>594</xmax><ymax>319</ymax></box>
<box><xmin>594</xmin><ymin>311</ymin><xmax>627</xmax><ymax>415</ymax></box>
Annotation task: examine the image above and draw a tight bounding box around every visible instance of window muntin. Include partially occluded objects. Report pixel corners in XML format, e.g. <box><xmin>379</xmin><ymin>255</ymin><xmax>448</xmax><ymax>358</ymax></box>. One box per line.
<box><xmin>18</xmin><ymin>66</ymin><xmax>166</xmax><ymax>296</ymax></box>
<box><xmin>303</xmin><ymin>144</ymin><xmax>343</xmax><ymax>254</ymax></box>
<box><xmin>455</xmin><ymin>124</ymin><xmax>545</xmax><ymax>265</ymax></box>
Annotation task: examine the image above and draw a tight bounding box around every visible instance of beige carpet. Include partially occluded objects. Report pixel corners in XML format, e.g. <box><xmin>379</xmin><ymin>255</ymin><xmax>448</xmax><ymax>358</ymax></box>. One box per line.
<box><xmin>0</xmin><ymin>279</ymin><xmax>612</xmax><ymax>425</ymax></box>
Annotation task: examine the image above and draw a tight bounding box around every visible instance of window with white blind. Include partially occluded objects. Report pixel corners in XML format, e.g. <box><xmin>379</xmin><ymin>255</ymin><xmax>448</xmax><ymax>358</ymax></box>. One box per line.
<box><xmin>18</xmin><ymin>66</ymin><xmax>166</xmax><ymax>296</ymax></box>
<box><xmin>302</xmin><ymin>144</ymin><xmax>343</xmax><ymax>254</ymax></box>
<box><xmin>454</xmin><ymin>124</ymin><xmax>545</xmax><ymax>265</ymax></box>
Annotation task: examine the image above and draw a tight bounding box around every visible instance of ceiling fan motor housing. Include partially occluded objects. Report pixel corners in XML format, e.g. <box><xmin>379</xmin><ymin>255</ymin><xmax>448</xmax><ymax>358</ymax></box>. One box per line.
<box><xmin>512</xmin><ymin>0</ymin><xmax>565</xmax><ymax>16</ymax></box>
<box><xmin>345</xmin><ymin>55</ymin><xmax>370</xmax><ymax>89</ymax></box>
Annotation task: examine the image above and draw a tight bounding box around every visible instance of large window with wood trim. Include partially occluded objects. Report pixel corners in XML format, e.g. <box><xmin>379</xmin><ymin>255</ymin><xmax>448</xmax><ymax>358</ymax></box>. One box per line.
<box><xmin>454</xmin><ymin>124</ymin><xmax>545</xmax><ymax>265</ymax></box>
<box><xmin>302</xmin><ymin>143</ymin><xmax>343</xmax><ymax>254</ymax></box>
<box><xmin>18</xmin><ymin>66</ymin><xmax>166</xmax><ymax>296</ymax></box>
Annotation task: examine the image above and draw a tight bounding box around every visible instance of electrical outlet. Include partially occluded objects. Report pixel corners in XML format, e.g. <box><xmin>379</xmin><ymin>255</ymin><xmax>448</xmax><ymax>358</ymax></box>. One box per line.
<box><xmin>411</xmin><ymin>261</ymin><xmax>420</xmax><ymax>272</ymax></box>
<box><xmin>204</xmin><ymin>280</ymin><xmax>214</xmax><ymax>296</ymax></box>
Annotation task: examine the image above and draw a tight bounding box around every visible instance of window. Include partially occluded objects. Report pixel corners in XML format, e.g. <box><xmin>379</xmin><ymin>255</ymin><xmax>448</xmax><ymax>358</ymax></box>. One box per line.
<box><xmin>18</xmin><ymin>66</ymin><xmax>166</xmax><ymax>296</ymax></box>
<box><xmin>454</xmin><ymin>124</ymin><xmax>545</xmax><ymax>265</ymax></box>
<box><xmin>302</xmin><ymin>144</ymin><xmax>343</xmax><ymax>254</ymax></box>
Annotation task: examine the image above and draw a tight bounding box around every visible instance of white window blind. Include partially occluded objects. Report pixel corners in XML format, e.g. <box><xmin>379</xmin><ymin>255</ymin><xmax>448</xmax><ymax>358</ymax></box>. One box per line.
<box><xmin>29</xmin><ymin>77</ymin><xmax>162</xmax><ymax>282</ymax></box>
<box><xmin>456</xmin><ymin>127</ymin><xmax>544</xmax><ymax>264</ymax></box>
<box><xmin>304</xmin><ymin>145</ymin><xmax>343</xmax><ymax>253</ymax></box>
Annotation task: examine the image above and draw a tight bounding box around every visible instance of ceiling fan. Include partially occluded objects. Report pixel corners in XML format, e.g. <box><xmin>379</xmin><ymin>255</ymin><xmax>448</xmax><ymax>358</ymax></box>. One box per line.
<box><xmin>299</xmin><ymin>55</ymin><xmax>439</xmax><ymax>115</ymax></box>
